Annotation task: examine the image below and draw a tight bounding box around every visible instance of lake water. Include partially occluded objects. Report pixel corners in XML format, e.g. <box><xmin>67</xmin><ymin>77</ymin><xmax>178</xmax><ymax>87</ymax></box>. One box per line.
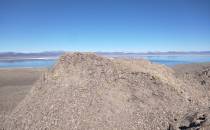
<box><xmin>0</xmin><ymin>55</ymin><xmax>210</xmax><ymax>68</ymax></box>
<box><xmin>143</xmin><ymin>55</ymin><xmax>210</xmax><ymax>66</ymax></box>
<box><xmin>0</xmin><ymin>59</ymin><xmax>56</xmax><ymax>68</ymax></box>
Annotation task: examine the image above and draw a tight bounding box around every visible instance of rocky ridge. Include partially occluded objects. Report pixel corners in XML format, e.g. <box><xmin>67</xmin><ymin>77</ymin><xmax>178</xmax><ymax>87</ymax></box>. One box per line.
<box><xmin>2</xmin><ymin>53</ymin><xmax>210</xmax><ymax>130</ymax></box>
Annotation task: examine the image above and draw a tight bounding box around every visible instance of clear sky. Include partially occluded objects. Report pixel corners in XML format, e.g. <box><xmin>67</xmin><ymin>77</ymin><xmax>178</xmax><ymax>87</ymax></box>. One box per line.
<box><xmin>0</xmin><ymin>0</ymin><xmax>210</xmax><ymax>52</ymax></box>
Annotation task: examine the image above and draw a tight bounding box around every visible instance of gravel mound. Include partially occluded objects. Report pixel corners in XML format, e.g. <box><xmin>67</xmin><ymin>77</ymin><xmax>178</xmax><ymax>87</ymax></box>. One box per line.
<box><xmin>3</xmin><ymin>53</ymin><xmax>210</xmax><ymax>130</ymax></box>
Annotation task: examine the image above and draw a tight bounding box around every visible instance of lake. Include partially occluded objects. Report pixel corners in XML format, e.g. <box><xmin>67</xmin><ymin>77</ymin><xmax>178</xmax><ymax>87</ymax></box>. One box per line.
<box><xmin>0</xmin><ymin>59</ymin><xmax>56</xmax><ymax>68</ymax></box>
<box><xmin>0</xmin><ymin>55</ymin><xmax>210</xmax><ymax>68</ymax></box>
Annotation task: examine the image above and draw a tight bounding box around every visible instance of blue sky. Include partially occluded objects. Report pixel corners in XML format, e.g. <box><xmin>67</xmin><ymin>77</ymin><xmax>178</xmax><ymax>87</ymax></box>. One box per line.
<box><xmin>0</xmin><ymin>0</ymin><xmax>209</xmax><ymax>52</ymax></box>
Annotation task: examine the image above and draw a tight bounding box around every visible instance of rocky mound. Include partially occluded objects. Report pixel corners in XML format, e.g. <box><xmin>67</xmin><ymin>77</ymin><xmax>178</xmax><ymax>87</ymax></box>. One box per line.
<box><xmin>3</xmin><ymin>53</ymin><xmax>210</xmax><ymax>130</ymax></box>
<box><xmin>173</xmin><ymin>63</ymin><xmax>210</xmax><ymax>92</ymax></box>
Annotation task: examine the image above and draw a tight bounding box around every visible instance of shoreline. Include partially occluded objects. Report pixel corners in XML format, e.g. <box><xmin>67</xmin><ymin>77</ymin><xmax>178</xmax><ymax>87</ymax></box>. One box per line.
<box><xmin>0</xmin><ymin>67</ymin><xmax>50</xmax><ymax>70</ymax></box>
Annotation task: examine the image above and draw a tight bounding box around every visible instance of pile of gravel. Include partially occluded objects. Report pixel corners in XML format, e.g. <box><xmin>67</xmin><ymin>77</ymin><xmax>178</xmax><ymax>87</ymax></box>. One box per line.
<box><xmin>3</xmin><ymin>53</ymin><xmax>210</xmax><ymax>130</ymax></box>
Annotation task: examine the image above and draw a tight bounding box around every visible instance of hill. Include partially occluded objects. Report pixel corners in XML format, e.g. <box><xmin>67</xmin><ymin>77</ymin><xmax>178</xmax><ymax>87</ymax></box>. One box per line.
<box><xmin>2</xmin><ymin>53</ymin><xmax>210</xmax><ymax>130</ymax></box>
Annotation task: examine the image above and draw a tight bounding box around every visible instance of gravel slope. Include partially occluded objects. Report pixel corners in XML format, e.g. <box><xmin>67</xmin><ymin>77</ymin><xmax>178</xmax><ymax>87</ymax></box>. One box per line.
<box><xmin>2</xmin><ymin>53</ymin><xmax>210</xmax><ymax>130</ymax></box>
<box><xmin>0</xmin><ymin>68</ymin><xmax>45</xmax><ymax>128</ymax></box>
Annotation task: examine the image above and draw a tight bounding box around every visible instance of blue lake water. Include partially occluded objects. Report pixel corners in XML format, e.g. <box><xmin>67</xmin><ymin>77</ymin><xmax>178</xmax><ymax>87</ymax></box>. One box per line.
<box><xmin>0</xmin><ymin>59</ymin><xmax>56</xmax><ymax>68</ymax></box>
<box><xmin>0</xmin><ymin>55</ymin><xmax>210</xmax><ymax>68</ymax></box>
<box><xmin>143</xmin><ymin>55</ymin><xmax>210</xmax><ymax>66</ymax></box>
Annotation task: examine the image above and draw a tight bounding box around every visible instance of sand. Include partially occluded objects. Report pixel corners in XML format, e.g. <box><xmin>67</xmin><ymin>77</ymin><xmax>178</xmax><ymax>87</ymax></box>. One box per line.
<box><xmin>0</xmin><ymin>54</ymin><xmax>210</xmax><ymax>130</ymax></box>
<box><xmin>0</xmin><ymin>68</ymin><xmax>46</xmax><ymax>127</ymax></box>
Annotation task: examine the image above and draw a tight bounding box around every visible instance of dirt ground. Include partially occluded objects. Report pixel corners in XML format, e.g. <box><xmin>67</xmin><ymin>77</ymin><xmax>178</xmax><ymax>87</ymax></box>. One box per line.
<box><xmin>0</xmin><ymin>68</ymin><xmax>46</xmax><ymax>115</ymax></box>
<box><xmin>1</xmin><ymin>63</ymin><xmax>209</xmax><ymax>115</ymax></box>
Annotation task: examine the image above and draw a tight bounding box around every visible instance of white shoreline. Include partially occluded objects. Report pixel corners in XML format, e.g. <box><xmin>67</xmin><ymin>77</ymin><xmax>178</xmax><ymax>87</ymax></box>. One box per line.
<box><xmin>0</xmin><ymin>57</ymin><xmax>58</xmax><ymax>61</ymax></box>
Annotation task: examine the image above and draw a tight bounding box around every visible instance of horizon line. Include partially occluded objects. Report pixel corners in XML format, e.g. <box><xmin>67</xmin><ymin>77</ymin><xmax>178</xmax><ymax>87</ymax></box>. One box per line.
<box><xmin>0</xmin><ymin>50</ymin><xmax>210</xmax><ymax>54</ymax></box>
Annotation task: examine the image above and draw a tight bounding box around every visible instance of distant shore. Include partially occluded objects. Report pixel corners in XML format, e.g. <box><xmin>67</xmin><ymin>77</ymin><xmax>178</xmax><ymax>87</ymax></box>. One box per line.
<box><xmin>0</xmin><ymin>57</ymin><xmax>58</xmax><ymax>61</ymax></box>
<box><xmin>0</xmin><ymin>51</ymin><xmax>210</xmax><ymax>60</ymax></box>
<box><xmin>0</xmin><ymin>54</ymin><xmax>210</xmax><ymax>68</ymax></box>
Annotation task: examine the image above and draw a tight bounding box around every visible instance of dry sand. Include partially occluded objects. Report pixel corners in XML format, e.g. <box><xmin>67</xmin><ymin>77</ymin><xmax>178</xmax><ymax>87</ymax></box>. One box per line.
<box><xmin>0</xmin><ymin>68</ymin><xmax>46</xmax><ymax>127</ymax></box>
<box><xmin>0</xmin><ymin>53</ymin><xmax>210</xmax><ymax>130</ymax></box>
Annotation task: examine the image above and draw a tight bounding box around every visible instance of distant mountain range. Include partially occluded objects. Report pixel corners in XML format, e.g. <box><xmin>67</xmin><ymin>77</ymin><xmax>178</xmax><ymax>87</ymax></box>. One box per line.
<box><xmin>0</xmin><ymin>52</ymin><xmax>64</xmax><ymax>60</ymax></box>
<box><xmin>0</xmin><ymin>51</ymin><xmax>210</xmax><ymax>60</ymax></box>
<box><xmin>97</xmin><ymin>51</ymin><xmax>210</xmax><ymax>55</ymax></box>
